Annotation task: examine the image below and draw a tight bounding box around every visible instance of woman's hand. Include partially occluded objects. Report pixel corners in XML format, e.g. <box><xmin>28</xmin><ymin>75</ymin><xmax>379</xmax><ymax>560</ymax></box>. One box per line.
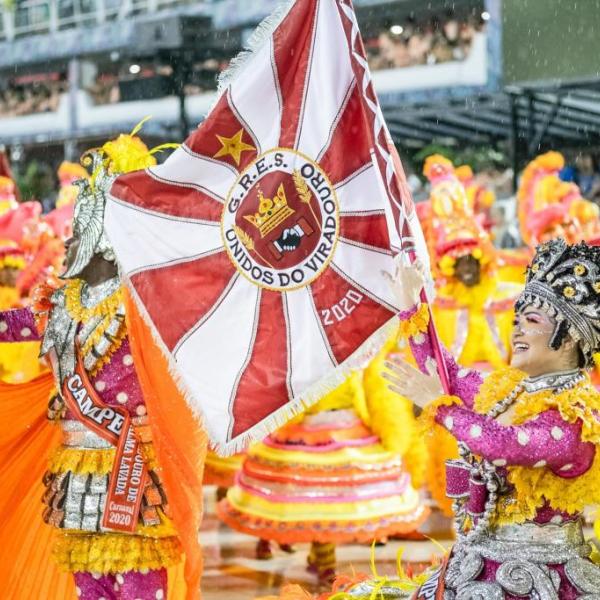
<box><xmin>381</xmin><ymin>257</ymin><xmax>427</xmax><ymax>313</ymax></box>
<box><xmin>383</xmin><ymin>354</ymin><xmax>443</xmax><ymax>409</ymax></box>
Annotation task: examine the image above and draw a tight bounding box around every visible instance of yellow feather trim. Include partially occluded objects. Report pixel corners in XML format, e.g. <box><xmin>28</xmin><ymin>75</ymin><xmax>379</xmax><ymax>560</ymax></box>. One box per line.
<box><xmin>88</xmin><ymin>323</ymin><xmax>128</xmax><ymax>377</ymax></box>
<box><xmin>425</xmin><ymin>425</ymin><xmax>458</xmax><ymax>516</ymax></box>
<box><xmin>63</xmin><ymin>278</ymin><xmax>128</xmax><ymax>374</ymax></box>
<box><xmin>82</xmin><ymin>317</ymin><xmax>125</xmax><ymax>359</ymax></box>
<box><xmin>497</xmin><ymin>378</ymin><xmax>600</xmax><ymax>524</ymax></box>
<box><xmin>402</xmin><ymin>429</ymin><xmax>429</xmax><ymax>490</ymax></box>
<box><xmin>363</xmin><ymin>328</ymin><xmax>418</xmax><ymax>454</ymax></box>
<box><xmin>419</xmin><ymin>395</ymin><xmax>461</xmax><ymax>433</ymax></box>
<box><xmin>305</xmin><ymin>373</ymin><xmax>360</xmax><ymax>414</ymax></box>
<box><xmin>512</xmin><ymin>379</ymin><xmax>600</xmax><ymax>444</ymax></box>
<box><xmin>473</xmin><ymin>367</ymin><xmax>527</xmax><ymax>414</ymax></box>
<box><xmin>48</xmin><ymin>443</ymin><xmax>157</xmax><ymax>475</ymax></box>
<box><xmin>398</xmin><ymin>303</ymin><xmax>430</xmax><ymax>338</ymax></box>
<box><xmin>416</xmin><ymin>393</ymin><xmax>461</xmax><ymax>515</ymax></box>
<box><xmin>49</xmin><ymin>447</ymin><xmax>114</xmax><ymax>475</ymax></box>
<box><xmin>437</xmin><ymin>276</ymin><xmax>497</xmax><ymax>310</ymax></box>
<box><xmin>64</xmin><ymin>279</ymin><xmax>122</xmax><ymax>325</ymax></box>
<box><xmin>52</xmin><ymin>531</ymin><xmax>182</xmax><ymax>574</ymax></box>
<box><xmin>497</xmin><ymin>451</ymin><xmax>600</xmax><ymax>525</ymax></box>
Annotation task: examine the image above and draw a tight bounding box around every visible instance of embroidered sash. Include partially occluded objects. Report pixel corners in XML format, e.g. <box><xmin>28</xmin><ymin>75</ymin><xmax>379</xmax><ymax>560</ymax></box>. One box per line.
<box><xmin>62</xmin><ymin>356</ymin><xmax>147</xmax><ymax>533</ymax></box>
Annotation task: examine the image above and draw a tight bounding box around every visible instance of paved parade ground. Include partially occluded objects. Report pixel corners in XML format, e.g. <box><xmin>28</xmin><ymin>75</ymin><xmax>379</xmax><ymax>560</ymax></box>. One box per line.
<box><xmin>201</xmin><ymin>488</ymin><xmax>448</xmax><ymax>600</ymax></box>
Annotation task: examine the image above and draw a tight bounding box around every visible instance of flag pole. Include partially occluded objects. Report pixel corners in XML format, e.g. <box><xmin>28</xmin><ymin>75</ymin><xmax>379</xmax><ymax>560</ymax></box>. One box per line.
<box><xmin>388</xmin><ymin>143</ymin><xmax>451</xmax><ymax>395</ymax></box>
<box><xmin>419</xmin><ymin>285</ymin><xmax>451</xmax><ymax>396</ymax></box>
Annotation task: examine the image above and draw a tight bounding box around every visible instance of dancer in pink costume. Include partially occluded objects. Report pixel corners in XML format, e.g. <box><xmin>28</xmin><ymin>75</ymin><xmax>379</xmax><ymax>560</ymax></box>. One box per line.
<box><xmin>357</xmin><ymin>239</ymin><xmax>600</xmax><ymax>599</ymax></box>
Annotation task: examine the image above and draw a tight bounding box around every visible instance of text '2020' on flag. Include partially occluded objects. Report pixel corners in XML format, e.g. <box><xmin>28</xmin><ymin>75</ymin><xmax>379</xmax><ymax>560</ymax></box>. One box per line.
<box><xmin>105</xmin><ymin>0</ymin><xmax>429</xmax><ymax>454</ymax></box>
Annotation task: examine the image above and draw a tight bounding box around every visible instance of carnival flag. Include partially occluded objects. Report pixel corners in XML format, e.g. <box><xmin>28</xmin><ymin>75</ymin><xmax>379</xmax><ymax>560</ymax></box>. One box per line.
<box><xmin>105</xmin><ymin>0</ymin><xmax>430</xmax><ymax>453</ymax></box>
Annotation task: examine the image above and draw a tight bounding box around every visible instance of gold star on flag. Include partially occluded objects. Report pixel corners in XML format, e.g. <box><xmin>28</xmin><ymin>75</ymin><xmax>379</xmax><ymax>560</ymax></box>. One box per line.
<box><xmin>213</xmin><ymin>129</ymin><xmax>255</xmax><ymax>165</ymax></box>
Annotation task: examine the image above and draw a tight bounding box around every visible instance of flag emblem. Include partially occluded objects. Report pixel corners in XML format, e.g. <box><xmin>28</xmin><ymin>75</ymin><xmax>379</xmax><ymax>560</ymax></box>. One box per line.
<box><xmin>222</xmin><ymin>148</ymin><xmax>339</xmax><ymax>290</ymax></box>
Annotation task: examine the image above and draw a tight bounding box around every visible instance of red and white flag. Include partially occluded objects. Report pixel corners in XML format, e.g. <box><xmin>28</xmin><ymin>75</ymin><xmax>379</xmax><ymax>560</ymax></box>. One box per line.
<box><xmin>105</xmin><ymin>0</ymin><xmax>429</xmax><ymax>453</ymax></box>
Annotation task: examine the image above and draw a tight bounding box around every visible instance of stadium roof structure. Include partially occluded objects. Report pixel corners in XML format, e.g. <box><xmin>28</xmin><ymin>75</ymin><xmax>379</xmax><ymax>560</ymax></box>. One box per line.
<box><xmin>383</xmin><ymin>78</ymin><xmax>600</xmax><ymax>169</ymax></box>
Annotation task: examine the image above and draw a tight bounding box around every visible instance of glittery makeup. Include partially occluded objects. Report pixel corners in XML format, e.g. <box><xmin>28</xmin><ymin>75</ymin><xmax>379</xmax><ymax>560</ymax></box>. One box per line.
<box><xmin>510</xmin><ymin>307</ymin><xmax>577</xmax><ymax>376</ymax></box>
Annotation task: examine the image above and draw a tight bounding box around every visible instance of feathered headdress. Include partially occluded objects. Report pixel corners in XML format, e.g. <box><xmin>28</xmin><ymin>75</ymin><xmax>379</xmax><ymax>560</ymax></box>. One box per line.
<box><xmin>518</xmin><ymin>151</ymin><xmax>600</xmax><ymax>246</ymax></box>
<box><xmin>62</xmin><ymin>119</ymin><xmax>178</xmax><ymax>278</ymax></box>
<box><xmin>422</xmin><ymin>154</ymin><xmax>495</xmax><ymax>279</ymax></box>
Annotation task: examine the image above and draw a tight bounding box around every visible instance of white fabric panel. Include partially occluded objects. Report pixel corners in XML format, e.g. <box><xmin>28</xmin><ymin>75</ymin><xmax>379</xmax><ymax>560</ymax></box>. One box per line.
<box><xmin>149</xmin><ymin>146</ymin><xmax>236</xmax><ymax>201</ymax></box>
<box><xmin>174</xmin><ymin>275</ymin><xmax>260</xmax><ymax>445</ymax></box>
<box><xmin>295</xmin><ymin>0</ymin><xmax>354</xmax><ymax>157</ymax></box>
<box><xmin>332</xmin><ymin>239</ymin><xmax>400</xmax><ymax>311</ymax></box>
<box><xmin>105</xmin><ymin>197</ymin><xmax>223</xmax><ymax>276</ymax></box>
<box><xmin>336</xmin><ymin>165</ymin><xmax>388</xmax><ymax>214</ymax></box>
<box><xmin>284</xmin><ymin>286</ymin><xmax>336</xmax><ymax>397</ymax></box>
<box><xmin>229</xmin><ymin>38</ymin><xmax>282</xmax><ymax>154</ymax></box>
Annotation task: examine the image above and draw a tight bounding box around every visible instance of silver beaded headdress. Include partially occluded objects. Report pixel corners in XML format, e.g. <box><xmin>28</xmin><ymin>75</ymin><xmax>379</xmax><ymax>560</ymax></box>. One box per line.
<box><xmin>61</xmin><ymin>151</ymin><xmax>116</xmax><ymax>279</ymax></box>
<box><xmin>517</xmin><ymin>238</ymin><xmax>600</xmax><ymax>366</ymax></box>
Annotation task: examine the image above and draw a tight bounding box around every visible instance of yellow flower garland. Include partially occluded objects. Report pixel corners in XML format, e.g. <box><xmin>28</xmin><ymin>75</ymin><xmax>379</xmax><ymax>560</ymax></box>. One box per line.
<box><xmin>471</xmin><ymin>367</ymin><xmax>600</xmax><ymax>525</ymax></box>
<box><xmin>398</xmin><ymin>303</ymin><xmax>430</xmax><ymax>338</ymax></box>
<box><xmin>0</xmin><ymin>255</ymin><xmax>26</xmax><ymax>270</ymax></box>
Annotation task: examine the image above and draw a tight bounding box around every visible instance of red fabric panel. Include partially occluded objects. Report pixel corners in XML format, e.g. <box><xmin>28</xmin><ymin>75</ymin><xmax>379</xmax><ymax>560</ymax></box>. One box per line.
<box><xmin>186</xmin><ymin>92</ymin><xmax>257</xmax><ymax>171</ymax></box>
<box><xmin>318</xmin><ymin>83</ymin><xmax>372</xmax><ymax>186</ymax></box>
<box><xmin>131</xmin><ymin>251</ymin><xmax>236</xmax><ymax>351</ymax></box>
<box><xmin>111</xmin><ymin>170</ymin><xmax>223</xmax><ymax>222</ymax></box>
<box><xmin>310</xmin><ymin>266</ymin><xmax>394</xmax><ymax>363</ymax></box>
<box><xmin>274</xmin><ymin>0</ymin><xmax>319</xmax><ymax>148</ymax></box>
<box><xmin>339</xmin><ymin>212</ymin><xmax>391</xmax><ymax>251</ymax></box>
<box><xmin>230</xmin><ymin>290</ymin><xmax>289</xmax><ymax>438</ymax></box>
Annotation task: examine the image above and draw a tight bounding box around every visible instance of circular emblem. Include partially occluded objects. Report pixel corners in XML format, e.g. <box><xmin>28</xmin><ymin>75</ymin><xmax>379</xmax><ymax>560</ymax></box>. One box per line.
<box><xmin>221</xmin><ymin>148</ymin><xmax>340</xmax><ymax>291</ymax></box>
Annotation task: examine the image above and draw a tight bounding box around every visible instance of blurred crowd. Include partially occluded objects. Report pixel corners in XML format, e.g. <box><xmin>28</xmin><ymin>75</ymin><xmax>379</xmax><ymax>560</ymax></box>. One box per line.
<box><xmin>0</xmin><ymin>55</ymin><xmax>233</xmax><ymax>114</ymax></box>
<box><xmin>86</xmin><ymin>57</ymin><xmax>229</xmax><ymax>105</ymax></box>
<box><xmin>0</xmin><ymin>11</ymin><xmax>487</xmax><ymax>117</ymax></box>
<box><xmin>366</xmin><ymin>12</ymin><xmax>486</xmax><ymax>71</ymax></box>
<box><xmin>560</xmin><ymin>152</ymin><xmax>600</xmax><ymax>203</ymax></box>
<box><xmin>0</xmin><ymin>78</ymin><xmax>66</xmax><ymax>118</ymax></box>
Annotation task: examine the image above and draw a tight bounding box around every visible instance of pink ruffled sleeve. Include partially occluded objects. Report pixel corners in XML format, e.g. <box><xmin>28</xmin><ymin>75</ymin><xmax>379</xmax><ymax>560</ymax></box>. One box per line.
<box><xmin>436</xmin><ymin>404</ymin><xmax>595</xmax><ymax>475</ymax></box>
<box><xmin>0</xmin><ymin>308</ymin><xmax>39</xmax><ymax>342</ymax></box>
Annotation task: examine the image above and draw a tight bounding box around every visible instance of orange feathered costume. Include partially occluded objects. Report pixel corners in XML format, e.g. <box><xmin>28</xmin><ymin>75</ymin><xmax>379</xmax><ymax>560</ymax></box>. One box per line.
<box><xmin>0</xmin><ymin>296</ymin><xmax>206</xmax><ymax>599</ymax></box>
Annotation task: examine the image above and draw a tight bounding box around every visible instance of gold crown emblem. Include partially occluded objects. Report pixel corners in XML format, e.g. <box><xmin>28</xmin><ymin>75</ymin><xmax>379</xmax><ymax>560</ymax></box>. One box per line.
<box><xmin>244</xmin><ymin>183</ymin><xmax>295</xmax><ymax>238</ymax></box>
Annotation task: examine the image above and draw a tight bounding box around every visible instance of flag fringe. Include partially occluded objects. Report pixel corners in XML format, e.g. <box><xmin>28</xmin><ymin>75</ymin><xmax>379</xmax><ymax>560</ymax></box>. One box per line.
<box><xmin>119</xmin><ymin>258</ymin><xmax>397</xmax><ymax>456</ymax></box>
<box><xmin>208</xmin><ymin>0</ymin><xmax>295</xmax><ymax>113</ymax></box>
<box><xmin>211</xmin><ymin>316</ymin><xmax>398</xmax><ymax>456</ymax></box>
